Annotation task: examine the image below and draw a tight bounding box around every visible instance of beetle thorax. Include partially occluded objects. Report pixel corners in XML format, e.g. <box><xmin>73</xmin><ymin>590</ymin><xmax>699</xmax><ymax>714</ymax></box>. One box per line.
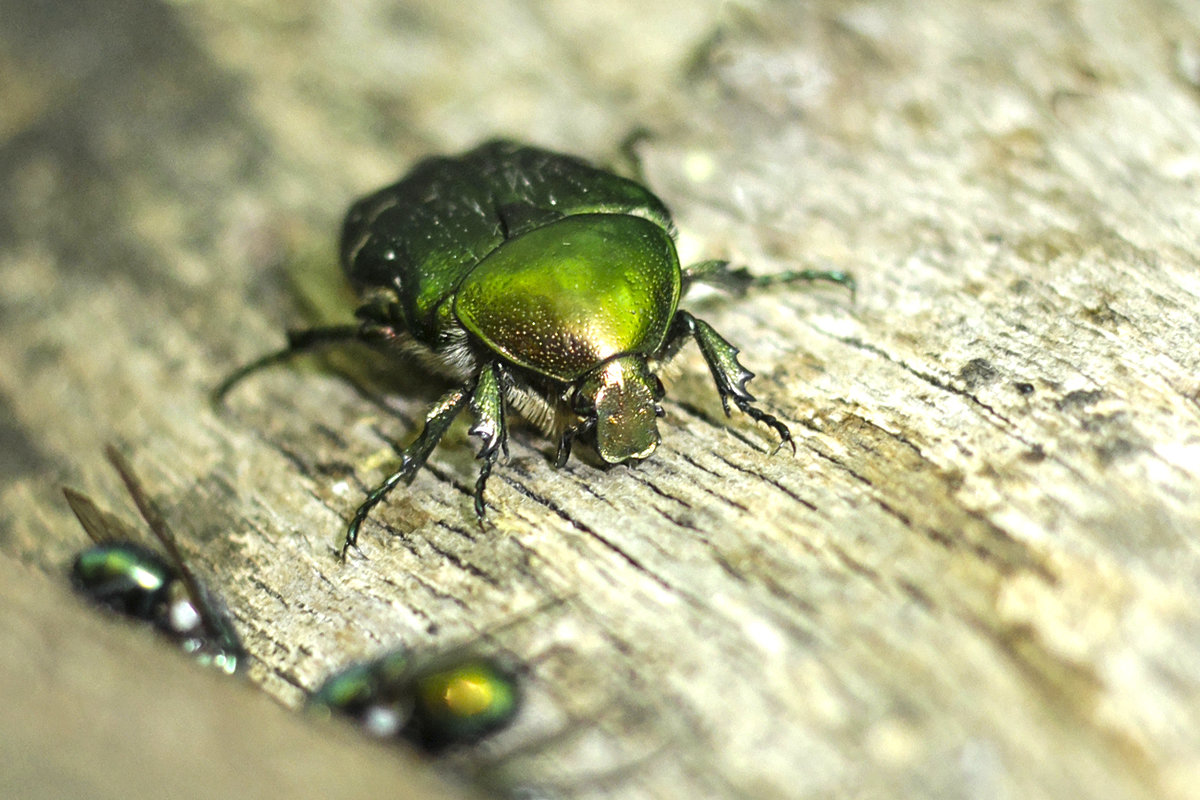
<box><xmin>453</xmin><ymin>214</ymin><xmax>682</xmax><ymax>383</ymax></box>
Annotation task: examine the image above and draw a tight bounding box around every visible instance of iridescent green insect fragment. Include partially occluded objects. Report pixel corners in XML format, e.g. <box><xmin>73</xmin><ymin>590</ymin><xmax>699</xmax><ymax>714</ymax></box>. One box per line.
<box><xmin>65</xmin><ymin>446</ymin><xmax>245</xmax><ymax>675</ymax></box>
<box><xmin>308</xmin><ymin>650</ymin><xmax>519</xmax><ymax>752</ymax></box>
<box><xmin>71</xmin><ymin>542</ymin><xmax>174</xmax><ymax>620</ymax></box>
<box><xmin>217</xmin><ymin>140</ymin><xmax>853</xmax><ymax>553</ymax></box>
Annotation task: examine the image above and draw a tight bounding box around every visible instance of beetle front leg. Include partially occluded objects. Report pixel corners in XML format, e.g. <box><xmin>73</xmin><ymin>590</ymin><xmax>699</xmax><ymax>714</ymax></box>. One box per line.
<box><xmin>663</xmin><ymin>311</ymin><xmax>795</xmax><ymax>453</ymax></box>
<box><xmin>344</xmin><ymin>386</ymin><xmax>471</xmax><ymax>557</ymax></box>
<box><xmin>554</xmin><ymin>416</ymin><xmax>596</xmax><ymax>468</ymax></box>
<box><xmin>468</xmin><ymin>363</ymin><xmax>509</xmax><ymax>518</ymax></box>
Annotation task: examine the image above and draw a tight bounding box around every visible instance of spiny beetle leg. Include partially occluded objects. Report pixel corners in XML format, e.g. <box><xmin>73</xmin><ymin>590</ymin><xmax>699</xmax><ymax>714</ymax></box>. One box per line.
<box><xmin>214</xmin><ymin>319</ymin><xmax>408</xmax><ymax>408</ymax></box>
<box><xmin>768</xmin><ymin>267</ymin><xmax>857</xmax><ymax>304</ymax></box>
<box><xmin>668</xmin><ymin>311</ymin><xmax>796</xmax><ymax>454</ymax></box>
<box><xmin>683</xmin><ymin>260</ymin><xmax>856</xmax><ymax>302</ymax></box>
<box><xmin>212</xmin><ymin>325</ymin><xmax>362</xmax><ymax>405</ymax></box>
<box><xmin>343</xmin><ymin>385</ymin><xmax>471</xmax><ymax>558</ymax></box>
<box><xmin>467</xmin><ymin>364</ymin><xmax>508</xmax><ymax>519</ymax></box>
<box><xmin>554</xmin><ymin>415</ymin><xmax>595</xmax><ymax>469</ymax></box>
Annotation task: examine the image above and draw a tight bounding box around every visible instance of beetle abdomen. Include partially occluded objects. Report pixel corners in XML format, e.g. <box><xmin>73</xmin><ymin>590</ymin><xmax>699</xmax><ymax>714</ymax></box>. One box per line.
<box><xmin>453</xmin><ymin>214</ymin><xmax>681</xmax><ymax>382</ymax></box>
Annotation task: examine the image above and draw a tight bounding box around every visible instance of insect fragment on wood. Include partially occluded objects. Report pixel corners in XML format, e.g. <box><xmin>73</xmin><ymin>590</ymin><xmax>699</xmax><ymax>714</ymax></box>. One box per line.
<box><xmin>65</xmin><ymin>445</ymin><xmax>245</xmax><ymax>675</ymax></box>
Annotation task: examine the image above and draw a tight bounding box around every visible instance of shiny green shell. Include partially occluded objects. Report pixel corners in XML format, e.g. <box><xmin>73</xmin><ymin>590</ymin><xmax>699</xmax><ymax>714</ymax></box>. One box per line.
<box><xmin>71</xmin><ymin>542</ymin><xmax>174</xmax><ymax>619</ymax></box>
<box><xmin>408</xmin><ymin>657</ymin><xmax>519</xmax><ymax>750</ymax></box>
<box><xmin>455</xmin><ymin>213</ymin><xmax>680</xmax><ymax>381</ymax></box>
<box><xmin>308</xmin><ymin>650</ymin><xmax>520</xmax><ymax>752</ymax></box>
<box><xmin>340</xmin><ymin>140</ymin><xmax>680</xmax><ymax>362</ymax></box>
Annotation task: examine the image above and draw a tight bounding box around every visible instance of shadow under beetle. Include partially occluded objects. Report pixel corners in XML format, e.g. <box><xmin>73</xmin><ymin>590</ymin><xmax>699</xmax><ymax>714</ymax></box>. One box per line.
<box><xmin>217</xmin><ymin>140</ymin><xmax>853</xmax><ymax>554</ymax></box>
<box><xmin>65</xmin><ymin>445</ymin><xmax>245</xmax><ymax>675</ymax></box>
<box><xmin>307</xmin><ymin>649</ymin><xmax>519</xmax><ymax>753</ymax></box>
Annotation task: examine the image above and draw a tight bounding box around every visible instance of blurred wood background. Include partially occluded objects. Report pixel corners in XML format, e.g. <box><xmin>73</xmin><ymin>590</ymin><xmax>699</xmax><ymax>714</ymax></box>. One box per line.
<box><xmin>4</xmin><ymin>1</ymin><xmax>1200</xmax><ymax>798</ymax></box>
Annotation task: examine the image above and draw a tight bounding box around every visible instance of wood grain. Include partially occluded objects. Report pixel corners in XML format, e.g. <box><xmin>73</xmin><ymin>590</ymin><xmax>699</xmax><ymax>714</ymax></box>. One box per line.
<box><xmin>3</xmin><ymin>1</ymin><xmax>1200</xmax><ymax>798</ymax></box>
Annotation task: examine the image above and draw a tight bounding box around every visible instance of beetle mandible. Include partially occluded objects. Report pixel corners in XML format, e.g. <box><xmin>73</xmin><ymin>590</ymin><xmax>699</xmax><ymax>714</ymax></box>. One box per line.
<box><xmin>218</xmin><ymin>141</ymin><xmax>852</xmax><ymax>555</ymax></box>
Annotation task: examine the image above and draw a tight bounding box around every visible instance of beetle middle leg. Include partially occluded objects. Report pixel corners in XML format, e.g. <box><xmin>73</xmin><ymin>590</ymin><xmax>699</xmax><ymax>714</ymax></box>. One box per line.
<box><xmin>467</xmin><ymin>363</ymin><xmax>509</xmax><ymax>519</ymax></box>
<box><xmin>344</xmin><ymin>386</ymin><xmax>471</xmax><ymax>557</ymax></box>
<box><xmin>345</xmin><ymin>363</ymin><xmax>511</xmax><ymax>555</ymax></box>
<box><xmin>683</xmin><ymin>260</ymin><xmax>855</xmax><ymax>301</ymax></box>
<box><xmin>656</xmin><ymin>311</ymin><xmax>795</xmax><ymax>453</ymax></box>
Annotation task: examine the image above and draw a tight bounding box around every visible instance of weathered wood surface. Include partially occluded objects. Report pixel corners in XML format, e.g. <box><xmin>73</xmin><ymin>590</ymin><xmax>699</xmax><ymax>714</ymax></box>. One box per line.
<box><xmin>4</xmin><ymin>1</ymin><xmax>1200</xmax><ymax>798</ymax></box>
<box><xmin>0</xmin><ymin>558</ymin><xmax>473</xmax><ymax>800</ymax></box>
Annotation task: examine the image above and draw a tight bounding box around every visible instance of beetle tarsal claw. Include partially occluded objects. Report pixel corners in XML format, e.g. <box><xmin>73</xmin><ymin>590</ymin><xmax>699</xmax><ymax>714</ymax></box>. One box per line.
<box><xmin>340</xmin><ymin>541</ymin><xmax>368</xmax><ymax>561</ymax></box>
<box><xmin>737</xmin><ymin>401</ymin><xmax>796</xmax><ymax>455</ymax></box>
<box><xmin>771</xmin><ymin>428</ymin><xmax>798</xmax><ymax>456</ymax></box>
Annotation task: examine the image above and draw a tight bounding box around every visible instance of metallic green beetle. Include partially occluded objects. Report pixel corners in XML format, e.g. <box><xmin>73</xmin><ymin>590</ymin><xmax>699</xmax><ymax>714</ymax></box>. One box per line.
<box><xmin>219</xmin><ymin>141</ymin><xmax>852</xmax><ymax>554</ymax></box>
<box><xmin>308</xmin><ymin>650</ymin><xmax>519</xmax><ymax>752</ymax></box>
<box><xmin>65</xmin><ymin>446</ymin><xmax>246</xmax><ymax>675</ymax></box>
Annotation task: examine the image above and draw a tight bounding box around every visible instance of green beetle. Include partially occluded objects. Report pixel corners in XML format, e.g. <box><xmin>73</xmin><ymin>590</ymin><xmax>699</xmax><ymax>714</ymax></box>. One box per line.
<box><xmin>307</xmin><ymin>649</ymin><xmax>520</xmax><ymax>752</ymax></box>
<box><xmin>219</xmin><ymin>141</ymin><xmax>851</xmax><ymax>553</ymax></box>
<box><xmin>65</xmin><ymin>446</ymin><xmax>246</xmax><ymax>675</ymax></box>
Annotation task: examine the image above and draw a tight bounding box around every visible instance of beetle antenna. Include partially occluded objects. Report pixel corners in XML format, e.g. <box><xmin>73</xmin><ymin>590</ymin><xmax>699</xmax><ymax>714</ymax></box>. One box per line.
<box><xmin>616</xmin><ymin>126</ymin><xmax>654</xmax><ymax>183</ymax></box>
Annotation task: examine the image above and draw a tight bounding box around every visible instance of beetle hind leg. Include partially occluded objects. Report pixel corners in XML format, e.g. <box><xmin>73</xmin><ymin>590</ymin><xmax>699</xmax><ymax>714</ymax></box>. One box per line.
<box><xmin>683</xmin><ymin>260</ymin><xmax>855</xmax><ymax>301</ymax></box>
<box><xmin>344</xmin><ymin>386</ymin><xmax>471</xmax><ymax>557</ymax></box>
<box><xmin>212</xmin><ymin>309</ymin><xmax>411</xmax><ymax>406</ymax></box>
<box><xmin>661</xmin><ymin>311</ymin><xmax>796</xmax><ymax>454</ymax></box>
<box><xmin>212</xmin><ymin>325</ymin><xmax>362</xmax><ymax>405</ymax></box>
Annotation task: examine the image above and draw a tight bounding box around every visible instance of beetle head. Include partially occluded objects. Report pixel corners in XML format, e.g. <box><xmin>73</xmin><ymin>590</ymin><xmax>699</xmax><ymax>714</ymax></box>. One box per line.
<box><xmin>574</xmin><ymin>355</ymin><xmax>665</xmax><ymax>464</ymax></box>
